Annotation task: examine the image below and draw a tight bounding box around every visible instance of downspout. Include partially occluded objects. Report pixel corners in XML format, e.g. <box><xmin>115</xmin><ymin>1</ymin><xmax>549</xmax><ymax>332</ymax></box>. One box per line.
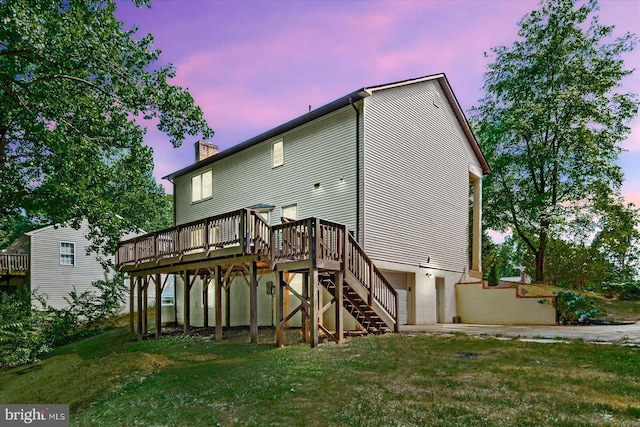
<box><xmin>349</xmin><ymin>97</ymin><xmax>361</xmax><ymax>243</ymax></box>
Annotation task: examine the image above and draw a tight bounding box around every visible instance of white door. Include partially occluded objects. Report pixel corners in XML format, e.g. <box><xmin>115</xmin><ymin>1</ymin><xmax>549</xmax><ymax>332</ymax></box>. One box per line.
<box><xmin>381</xmin><ymin>270</ymin><xmax>408</xmax><ymax>325</ymax></box>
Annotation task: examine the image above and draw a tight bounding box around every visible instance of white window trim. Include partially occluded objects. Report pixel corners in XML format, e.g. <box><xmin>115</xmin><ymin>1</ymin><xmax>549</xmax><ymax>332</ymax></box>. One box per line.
<box><xmin>272</xmin><ymin>139</ymin><xmax>284</xmax><ymax>168</ymax></box>
<box><xmin>191</xmin><ymin>169</ymin><xmax>213</xmax><ymax>203</ymax></box>
<box><xmin>281</xmin><ymin>204</ymin><xmax>297</xmax><ymax>222</ymax></box>
<box><xmin>60</xmin><ymin>242</ymin><xmax>75</xmax><ymax>266</ymax></box>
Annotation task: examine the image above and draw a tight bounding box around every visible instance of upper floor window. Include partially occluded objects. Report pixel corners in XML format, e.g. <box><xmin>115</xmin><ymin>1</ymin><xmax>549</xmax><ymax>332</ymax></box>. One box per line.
<box><xmin>60</xmin><ymin>242</ymin><xmax>75</xmax><ymax>266</ymax></box>
<box><xmin>272</xmin><ymin>140</ymin><xmax>284</xmax><ymax>168</ymax></box>
<box><xmin>192</xmin><ymin>170</ymin><xmax>212</xmax><ymax>202</ymax></box>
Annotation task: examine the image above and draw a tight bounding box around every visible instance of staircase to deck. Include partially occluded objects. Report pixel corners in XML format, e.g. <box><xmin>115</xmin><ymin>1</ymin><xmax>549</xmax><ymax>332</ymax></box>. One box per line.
<box><xmin>271</xmin><ymin>218</ymin><xmax>399</xmax><ymax>335</ymax></box>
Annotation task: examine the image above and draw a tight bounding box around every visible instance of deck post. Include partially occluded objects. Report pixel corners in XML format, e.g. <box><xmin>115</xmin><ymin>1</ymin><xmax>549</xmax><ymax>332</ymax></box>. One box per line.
<box><xmin>142</xmin><ymin>275</ymin><xmax>148</xmax><ymax>335</ymax></box>
<box><xmin>129</xmin><ymin>276</ymin><xmax>134</xmax><ymax>334</ymax></box>
<box><xmin>276</xmin><ymin>271</ymin><xmax>284</xmax><ymax>347</ymax></box>
<box><xmin>203</xmin><ymin>274</ymin><xmax>209</xmax><ymax>328</ymax></box>
<box><xmin>249</xmin><ymin>261</ymin><xmax>258</xmax><ymax>344</ymax></box>
<box><xmin>184</xmin><ymin>271</ymin><xmax>191</xmax><ymax>335</ymax></box>
<box><xmin>335</xmin><ymin>271</ymin><xmax>344</xmax><ymax>342</ymax></box>
<box><xmin>215</xmin><ymin>265</ymin><xmax>223</xmax><ymax>341</ymax></box>
<box><xmin>136</xmin><ymin>276</ymin><xmax>143</xmax><ymax>341</ymax></box>
<box><xmin>155</xmin><ymin>273</ymin><xmax>162</xmax><ymax>339</ymax></box>
<box><xmin>302</xmin><ymin>271</ymin><xmax>309</xmax><ymax>343</ymax></box>
<box><xmin>284</xmin><ymin>272</ymin><xmax>291</xmax><ymax>328</ymax></box>
<box><xmin>309</xmin><ymin>268</ymin><xmax>319</xmax><ymax>347</ymax></box>
<box><xmin>225</xmin><ymin>282</ymin><xmax>231</xmax><ymax>327</ymax></box>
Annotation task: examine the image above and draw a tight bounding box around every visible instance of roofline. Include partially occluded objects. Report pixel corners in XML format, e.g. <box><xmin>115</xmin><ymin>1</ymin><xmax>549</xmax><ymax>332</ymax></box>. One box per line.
<box><xmin>164</xmin><ymin>73</ymin><xmax>490</xmax><ymax>180</ymax></box>
<box><xmin>437</xmin><ymin>75</ymin><xmax>491</xmax><ymax>175</ymax></box>
<box><xmin>163</xmin><ymin>88</ymin><xmax>371</xmax><ymax>181</ymax></box>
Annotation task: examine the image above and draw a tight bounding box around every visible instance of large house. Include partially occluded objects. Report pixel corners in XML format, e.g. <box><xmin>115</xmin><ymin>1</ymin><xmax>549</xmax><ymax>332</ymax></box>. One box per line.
<box><xmin>116</xmin><ymin>73</ymin><xmax>491</xmax><ymax>346</ymax></box>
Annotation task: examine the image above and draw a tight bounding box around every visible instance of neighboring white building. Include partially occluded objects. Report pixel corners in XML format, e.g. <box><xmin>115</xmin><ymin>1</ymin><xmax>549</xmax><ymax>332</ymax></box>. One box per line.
<box><xmin>1</xmin><ymin>220</ymin><xmax>151</xmax><ymax>310</ymax></box>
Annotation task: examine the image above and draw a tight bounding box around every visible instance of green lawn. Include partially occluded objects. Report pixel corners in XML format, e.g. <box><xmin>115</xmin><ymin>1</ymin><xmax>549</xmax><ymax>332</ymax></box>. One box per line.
<box><xmin>1</xmin><ymin>326</ymin><xmax>639</xmax><ymax>426</ymax></box>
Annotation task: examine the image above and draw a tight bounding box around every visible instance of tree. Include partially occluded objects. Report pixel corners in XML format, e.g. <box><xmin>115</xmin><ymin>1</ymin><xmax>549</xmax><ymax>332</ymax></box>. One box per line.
<box><xmin>472</xmin><ymin>0</ymin><xmax>638</xmax><ymax>282</ymax></box>
<box><xmin>592</xmin><ymin>195</ymin><xmax>640</xmax><ymax>282</ymax></box>
<box><xmin>0</xmin><ymin>0</ymin><xmax>212</xmax><ymax>254</ymax></box>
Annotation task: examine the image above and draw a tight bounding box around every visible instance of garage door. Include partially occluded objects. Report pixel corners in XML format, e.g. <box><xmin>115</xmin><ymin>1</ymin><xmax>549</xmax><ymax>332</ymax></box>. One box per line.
<box><xmin>380</xmin><ymin>271</ymin><xmax>408</xmax><ymax>325</ymax></box>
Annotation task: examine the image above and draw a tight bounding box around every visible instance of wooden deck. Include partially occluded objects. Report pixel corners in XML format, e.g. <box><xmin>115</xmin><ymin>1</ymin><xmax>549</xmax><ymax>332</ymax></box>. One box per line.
<box><xmin>116</xmin><ymin>208</ymin><xmax>398</xmax><ymax>347</ymax></box>
<box><xmin>0</xmin><ymin>253</ymin><xmax>29</xmax><ymax>277</ymax></box>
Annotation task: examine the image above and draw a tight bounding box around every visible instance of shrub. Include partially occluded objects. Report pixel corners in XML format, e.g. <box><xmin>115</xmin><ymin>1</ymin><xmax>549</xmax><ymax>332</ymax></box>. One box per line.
<box><xmin>554</xmin><ymin>290</ymin><xmax>603</xmax><ymax>324</ymax></box>
<box><xmin>1</xmin><ymin>274</ymin><xmax>128</xmax><ymax>367</ymax></box>
<box><xmin>487</xmin><ymin>263</ymin><xmax>499</xmax><ymax>286</ymax></box>
<box><xmin>599</xmin><ymin>282</ymin><xmax>640</xmax><ymax>300</ymax></box>
<box><xmin>0</xmin><ymin>290</ymin><xmax>51</xmax><ymax>368</ymax></box>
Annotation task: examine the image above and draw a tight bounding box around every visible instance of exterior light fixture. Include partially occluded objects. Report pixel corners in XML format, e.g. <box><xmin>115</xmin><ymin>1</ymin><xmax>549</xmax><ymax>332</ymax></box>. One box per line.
<box><xmin>314</xmin><ymin>183</ymin><xmax>320</xmax><ymax>189</ymax></box>
<box><xmin>338</xmin><ymin>175</ymin><xmax>345</xmax><ymax>181</ymax></box>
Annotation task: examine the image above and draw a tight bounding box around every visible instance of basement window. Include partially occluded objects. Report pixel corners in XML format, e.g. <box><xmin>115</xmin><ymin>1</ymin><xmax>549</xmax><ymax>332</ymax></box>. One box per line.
<box><xmin>191</xmin><ymin>170</ymin><xmax>212</xmax><ymax>202</ymax></box>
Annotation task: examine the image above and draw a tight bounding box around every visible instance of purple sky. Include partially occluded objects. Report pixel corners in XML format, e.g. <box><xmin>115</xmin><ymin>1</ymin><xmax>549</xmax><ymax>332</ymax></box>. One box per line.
<box><xmin>115</xmin><ymin>0</ymin><xmax>640</xmax><ymax>206</ymax></box>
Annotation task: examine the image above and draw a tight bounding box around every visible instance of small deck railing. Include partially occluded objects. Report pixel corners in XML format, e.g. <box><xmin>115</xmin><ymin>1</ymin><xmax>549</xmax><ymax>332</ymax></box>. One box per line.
<box><xmin>271</xmin><ymin>218</ymin><xmax>346</xmax><ymax>267</ymax></box>
<box><xmin>0</xmin><ymin>253</ymin><xmax>29</xmax><ymax>275</ymax></box>
<box><xmin>116</xmin><ymin>209</ymin><xmax>270</xmax><ymax>269</ymax></box>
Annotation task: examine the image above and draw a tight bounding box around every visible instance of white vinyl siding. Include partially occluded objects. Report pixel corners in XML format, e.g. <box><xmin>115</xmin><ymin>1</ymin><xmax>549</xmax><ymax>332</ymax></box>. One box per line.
<box><xmin>191</xmin><ymin>170</ymin><xmax>212</xmax><ymax>202</ymax></box>
<box><xmin>59</xmin><ymin>242</ymin><xmax>75</xmax><ymax>266</ymax></box>
<box><xmin>175</xmin><ymin>106</ymin><xmax>358</xmax><ymax>230</ymax></box>
<box><xmin>362</xmin><ymin>79</ymin><xmax>482</xmax><ymax>272</ymax></box>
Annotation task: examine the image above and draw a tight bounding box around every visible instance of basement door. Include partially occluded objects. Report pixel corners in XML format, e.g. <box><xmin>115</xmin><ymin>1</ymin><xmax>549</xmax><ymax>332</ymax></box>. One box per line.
<box><xmin>436</xmin><ymin>277</ymin><xmax>445</xmax><ymax>323</ymax></box>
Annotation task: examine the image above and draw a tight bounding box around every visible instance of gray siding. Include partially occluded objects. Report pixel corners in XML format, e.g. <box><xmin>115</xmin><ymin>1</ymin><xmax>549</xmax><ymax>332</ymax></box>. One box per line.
<box><xmin>28</xmin><ymin>221</ymin><xmax>149</xmax><ymax>310</ymax></box>
<box><xmin>175</xmin><ymin>107</ymin><xmax>360</xmax><ymax>230</ymax></box>
<box><xmin>362</xmin><ymin>79</ymin><xmax>482</xmax><ymax>272</ymax></box>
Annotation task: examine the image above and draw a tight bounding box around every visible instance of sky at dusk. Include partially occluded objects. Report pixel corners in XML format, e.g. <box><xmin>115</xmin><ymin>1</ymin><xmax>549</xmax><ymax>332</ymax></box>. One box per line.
<box><xmin>115</xmin><ymin>0</ymin><xmax>640</xmax><ymax>206</ymax></box>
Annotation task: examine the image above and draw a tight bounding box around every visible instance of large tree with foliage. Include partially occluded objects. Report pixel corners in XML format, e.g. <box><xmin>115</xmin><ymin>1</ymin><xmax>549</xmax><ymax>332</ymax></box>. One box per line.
<box><xmin>0</xmin><ymin>0</ymin><xmax>212</xmax><ymax>253</ymax></box>
<box><xmin>473</xmin><ymin>0</ymin><xmax>638</xmax><ymax>282</ymax></box>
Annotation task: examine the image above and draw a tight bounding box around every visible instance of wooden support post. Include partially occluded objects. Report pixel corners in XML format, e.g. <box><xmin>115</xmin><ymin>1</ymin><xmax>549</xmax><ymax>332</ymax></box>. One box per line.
<box><xmin>215</xmin><ymin>265</ymin><xmax>223</xmax><ymax>341</ymax></box>
<box><xmin>302</xmin><ymin>271</ymin><xmax>309</xmax><ymax>343</ymax></box>
<box><xmin>203</xmin><ymin>274</ymin><xmax>209</xmax><ymax>328</ymax></box>
<box><xmin>249</xmin><ymin>261</ymin><xmax>258</xmax><ymax>344</ymax></box>
<box><xmin>309</xmin><ymin>268</ymin><xmax>319</xmax><ymax>348</ymax></box>
<box><xmin>184</xmin><ymin>271</ymin><xmax>191</xmax><ymax>336</ymax></box>
<box><xmin>142</xmin><ymin>276</ymin><xmax>148</xmax><ymax>335</ymax></box>
<box><xmin>136</xmin><ymin>276</ymin><xmax>143</xmax><ymax>341</ymax></box>
<box><xmin>155</xmin><ymin>273</ymin><xmax>162</xmax><ymax>339</ymax></box>
<box><xmin>276</xmin><ymin>271</ymin><xmax>284</xmax><ymax>347</ymax></box>
<box><xmin>284</xmin><ymin>272</ymin><xmax>291</xmax><ymax>328</ymax></box>
<box><xmin>335</xmin><ymin>271</ymin><xmax>344</xmax><ymax>342</ymax></box>
<box><xmin>225</xmin><ymin>283</ymin><xmax>231</xmax><ymax>327</ymax></box>
<box><xmin>129</xmin><ymin>276</ymin><xmax>134</xmax><ymax>334</ymax></box>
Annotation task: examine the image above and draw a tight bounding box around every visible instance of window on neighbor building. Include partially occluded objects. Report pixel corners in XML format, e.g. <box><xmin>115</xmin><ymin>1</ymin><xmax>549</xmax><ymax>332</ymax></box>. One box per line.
<box><xmin>191</xmin><ymin>170</ymin><xmax>212</xmax><ymax>202</ymax></box>
<box><xmin>60</xmin><ymin>242</ymin><xmax>75</xmax><ymax>266</ymax></box>
<box><xmin>272</xmin><ymin>139</ymin><xmax>284</xmax><ymax>168</ymax></box>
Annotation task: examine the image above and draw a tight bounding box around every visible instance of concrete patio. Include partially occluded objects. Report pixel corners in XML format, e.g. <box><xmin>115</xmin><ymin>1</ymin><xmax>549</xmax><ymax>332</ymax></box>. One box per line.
<box><xmin>400</xmin><ymin>322</ymin><xmax>640</xmax><ymax>345</ymax></box>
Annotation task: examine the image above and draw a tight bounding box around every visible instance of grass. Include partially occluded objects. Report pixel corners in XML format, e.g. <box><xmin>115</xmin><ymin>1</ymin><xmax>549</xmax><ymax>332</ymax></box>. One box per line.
<box><xmin>1</xmin><ymin>326</ymin><xmax>639</xmax><ymax>426</ymax></box>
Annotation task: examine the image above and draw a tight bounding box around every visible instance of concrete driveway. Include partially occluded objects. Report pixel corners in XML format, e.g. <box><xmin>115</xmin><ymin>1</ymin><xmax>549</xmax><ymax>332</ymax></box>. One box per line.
<box><xmin>400</xmin><ymin>322</ymin><xmax>640</xmax><ymax>345</ymax></box>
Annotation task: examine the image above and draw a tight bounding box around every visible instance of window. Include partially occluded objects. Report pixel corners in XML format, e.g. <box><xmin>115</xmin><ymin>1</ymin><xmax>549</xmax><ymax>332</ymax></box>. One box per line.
<box><xmin>272</xmin><ymin>139</ymin><xmax>283</xmax><ymax>168</ymax></box>
<box><xmin>60</xmin><ymin>242</ymin><xmax>75</xmax><ymax>266</ymax></box>
<box><xmin>281</xmin><ymin>204</ymin><xmax>297</xmax><ymax>222</ymax></box>
<box><xmin>191</xmin><ymin>170</ymin><xmax>212</xmax><ymax>202</ymax></box>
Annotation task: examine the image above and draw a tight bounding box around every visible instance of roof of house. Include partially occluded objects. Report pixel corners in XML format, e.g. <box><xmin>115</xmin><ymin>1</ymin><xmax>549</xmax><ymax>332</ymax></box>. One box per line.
<box><xmin>164</xmin><ymin>73</ymin><xmax>490</xmax><ymax>181</ymax></box>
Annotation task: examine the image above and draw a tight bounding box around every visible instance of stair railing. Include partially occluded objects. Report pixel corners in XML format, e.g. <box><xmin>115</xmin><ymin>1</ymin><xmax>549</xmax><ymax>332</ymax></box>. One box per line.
<box><xmin>346</xmin><ymin>233</ymin><xmax>399</xmax><ymax>331</ymax></box>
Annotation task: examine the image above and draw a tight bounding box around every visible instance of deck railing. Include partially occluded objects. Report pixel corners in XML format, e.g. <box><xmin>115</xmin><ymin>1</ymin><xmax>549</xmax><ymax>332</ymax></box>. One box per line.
<box><xmin>271</xmin><ymin>218</ymin><xmax>347</xmax><ymax>267</ymax></box>
<box><xmin>0</xmin><ymin>253</ymin><xmax>29</xmax><ymax>275</ymax></box>
<box><xmin>116</xmin><ymin>209</ymin><xmax>270</xmax><ymax>269</ymax></box>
